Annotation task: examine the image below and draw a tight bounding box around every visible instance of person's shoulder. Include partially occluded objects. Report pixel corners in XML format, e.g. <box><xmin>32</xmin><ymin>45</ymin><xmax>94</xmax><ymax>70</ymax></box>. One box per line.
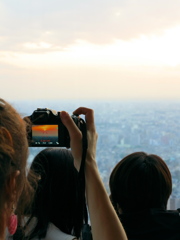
<box><xmin>45</xmin><ymin>223</ymin><xmax>77</xmax><ymax>240</ymax></box>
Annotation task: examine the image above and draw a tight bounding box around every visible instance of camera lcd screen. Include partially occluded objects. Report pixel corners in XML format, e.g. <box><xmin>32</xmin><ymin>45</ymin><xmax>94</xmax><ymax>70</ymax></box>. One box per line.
<box><xmin>32</xmin><ymin>125</ymin><xmax>59</xmax><ymax>146</ymax></box>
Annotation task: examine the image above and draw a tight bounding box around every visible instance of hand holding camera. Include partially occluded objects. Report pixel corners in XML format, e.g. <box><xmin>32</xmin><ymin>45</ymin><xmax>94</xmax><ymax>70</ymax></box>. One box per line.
<box><xmin>24</xmin><ymin>108</ymin><xmax>85</xmax><ymax>148</ymax></box>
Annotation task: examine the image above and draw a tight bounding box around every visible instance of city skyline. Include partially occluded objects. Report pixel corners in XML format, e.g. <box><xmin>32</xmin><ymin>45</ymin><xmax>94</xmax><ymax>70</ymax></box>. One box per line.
<box><xmin>1</xmin><ymin>0</ymin><xmax>180</xmax><ymax>101</ymax></box>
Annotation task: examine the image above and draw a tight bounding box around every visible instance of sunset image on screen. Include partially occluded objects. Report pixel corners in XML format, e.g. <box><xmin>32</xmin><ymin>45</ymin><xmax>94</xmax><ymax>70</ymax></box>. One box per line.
<box><xmin>32</xmin><ymin>125</ymin><xmax>58</xmax><ymax>145</ymax></box>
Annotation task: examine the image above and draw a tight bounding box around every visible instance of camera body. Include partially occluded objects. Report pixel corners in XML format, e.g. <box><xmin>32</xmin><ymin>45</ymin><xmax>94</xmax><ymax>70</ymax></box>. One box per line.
<box><xmin>25</xmin><ymin>108</ymin><xmax>84</xmax><ymax>148</ymax></box>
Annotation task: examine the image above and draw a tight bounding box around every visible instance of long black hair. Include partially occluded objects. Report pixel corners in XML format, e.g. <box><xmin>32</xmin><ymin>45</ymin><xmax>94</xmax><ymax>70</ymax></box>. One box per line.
<box><xmin>25</xmin><ymin>148</ymin><xmax>81</xmax><ymax>239</ymax></box>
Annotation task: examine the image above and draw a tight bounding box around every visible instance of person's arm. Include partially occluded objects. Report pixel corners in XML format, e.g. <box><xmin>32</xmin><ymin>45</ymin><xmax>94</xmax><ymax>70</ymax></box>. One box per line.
<box><xmin>60</xmin><ymin>108</ymin><xmax>127</xmax><ymax>240</ymax></box>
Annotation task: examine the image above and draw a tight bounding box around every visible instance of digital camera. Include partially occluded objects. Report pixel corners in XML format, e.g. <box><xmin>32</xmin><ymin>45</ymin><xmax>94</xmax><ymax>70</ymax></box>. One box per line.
<box><xmin>24</xmin><ymin>108</ymin><xmax>85</xmax><ymax>148</ymax></box>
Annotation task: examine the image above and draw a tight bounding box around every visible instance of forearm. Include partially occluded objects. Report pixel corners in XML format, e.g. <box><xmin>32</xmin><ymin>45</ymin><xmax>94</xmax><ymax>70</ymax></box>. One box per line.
<box><xmin>60</xmin><ymin>108</ymin><xmax>127</xmax><ymax>240</ymax></box>
<box><xmin>85</xmin><ymin>158</ymin><xmax>127</xmax><ymax>240</ymax></box>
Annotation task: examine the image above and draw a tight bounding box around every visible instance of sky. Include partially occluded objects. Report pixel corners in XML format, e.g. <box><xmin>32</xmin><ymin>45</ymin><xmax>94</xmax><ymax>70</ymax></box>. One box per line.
<box><xmin>1</xmin><ymin>0</ymin><xmax>180</xmax><ymax>101</ymax></box>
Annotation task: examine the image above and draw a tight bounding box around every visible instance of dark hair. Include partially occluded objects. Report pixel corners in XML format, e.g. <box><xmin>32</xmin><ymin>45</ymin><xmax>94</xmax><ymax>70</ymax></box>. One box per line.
<box><xmin>0</xmin><ymin>98</ymin><xmax>34</xmax><ymax>238</ymax></box>
<box><xmin>26</xmin><ymin>148</ymin><xmax>81</xmax><ymax>239</ymax></box>
<box><xmin>109</xmin><ymin>152</ymin><xmax>172</xmax><ymax>213</ymax></box>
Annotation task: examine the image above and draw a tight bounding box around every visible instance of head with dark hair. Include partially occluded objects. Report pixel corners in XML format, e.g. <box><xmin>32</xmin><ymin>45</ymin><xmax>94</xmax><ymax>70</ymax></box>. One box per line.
<box><xmin>109</xmin><ymin>152</ymin><xmax>172</xmax><ymax>213</ymax></box>
<box><xmin>0</xmin><ymin>98</ymin><xmax>34</xmax><ymax>238</ymax></box>
<box><xmin>26</xmin><ymin>148</ymin><xmax>81</xmax><ymax>239</ymax></box>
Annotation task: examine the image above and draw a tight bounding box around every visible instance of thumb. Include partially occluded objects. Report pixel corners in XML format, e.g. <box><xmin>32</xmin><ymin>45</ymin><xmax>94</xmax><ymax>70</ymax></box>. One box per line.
<box><xmin>60</xmin><ymin>111</ymin><xmax>82</xmax><ymax>141</ymax></box>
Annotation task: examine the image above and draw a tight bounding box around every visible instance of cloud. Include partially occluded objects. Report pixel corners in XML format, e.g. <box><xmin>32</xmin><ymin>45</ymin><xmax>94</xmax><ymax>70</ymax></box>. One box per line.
<box><xmin>1</xmin><ymin>26</ymin><xmax>180</xmax><ymax>69</ymax></box>
<box><xmin>1</xmin><ymin>0</ymin><xmax>180</xmax><ymax>52</ymax></box>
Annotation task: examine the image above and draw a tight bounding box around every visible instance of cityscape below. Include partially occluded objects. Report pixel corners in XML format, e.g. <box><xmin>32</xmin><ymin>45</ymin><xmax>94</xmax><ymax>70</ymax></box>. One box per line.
<box><xmin>14</xmin><ymin>99</ymin><xmax>180</xmax><ymax>210</ymax></box>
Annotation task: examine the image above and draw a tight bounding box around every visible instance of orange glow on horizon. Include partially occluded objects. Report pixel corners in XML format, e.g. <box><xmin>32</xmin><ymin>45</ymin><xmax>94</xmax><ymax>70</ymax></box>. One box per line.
<box><xmin>32</xmin><ymin>125</ymin><xmax>58</xmax><ymax>136</ymax></box>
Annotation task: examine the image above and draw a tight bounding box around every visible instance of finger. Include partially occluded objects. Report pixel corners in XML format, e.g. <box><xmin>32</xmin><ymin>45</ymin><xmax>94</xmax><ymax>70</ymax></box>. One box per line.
<box><xmin>73</xmin><ymin>107</ymin><xmax>95</xmax><ymax>131</ymax></box>
<box><xmin>60</xmin><ymin>111</ymin><xmax>82</xmax><ymax>141</ymax></box>
<box><xmin>60</xmin><ymin>111</ymin><xmax>82</xmax><ymax>171</ymax></box>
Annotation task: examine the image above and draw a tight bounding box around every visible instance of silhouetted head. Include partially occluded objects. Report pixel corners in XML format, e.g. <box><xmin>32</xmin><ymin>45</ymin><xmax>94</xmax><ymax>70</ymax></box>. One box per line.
<box><xmin>0</xmin><ymin>98</ymin><xmax>30</xmax><ymax>238</ymax></box>
<box><xmin>109</xmin><ymin>152</ymin><xmax>172</xmax><ymax>213</ymax></box>
<box><xmin>27</xmin><ymin>148</ymin><xmax>80</xmax><ymax>239</ymax></box>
